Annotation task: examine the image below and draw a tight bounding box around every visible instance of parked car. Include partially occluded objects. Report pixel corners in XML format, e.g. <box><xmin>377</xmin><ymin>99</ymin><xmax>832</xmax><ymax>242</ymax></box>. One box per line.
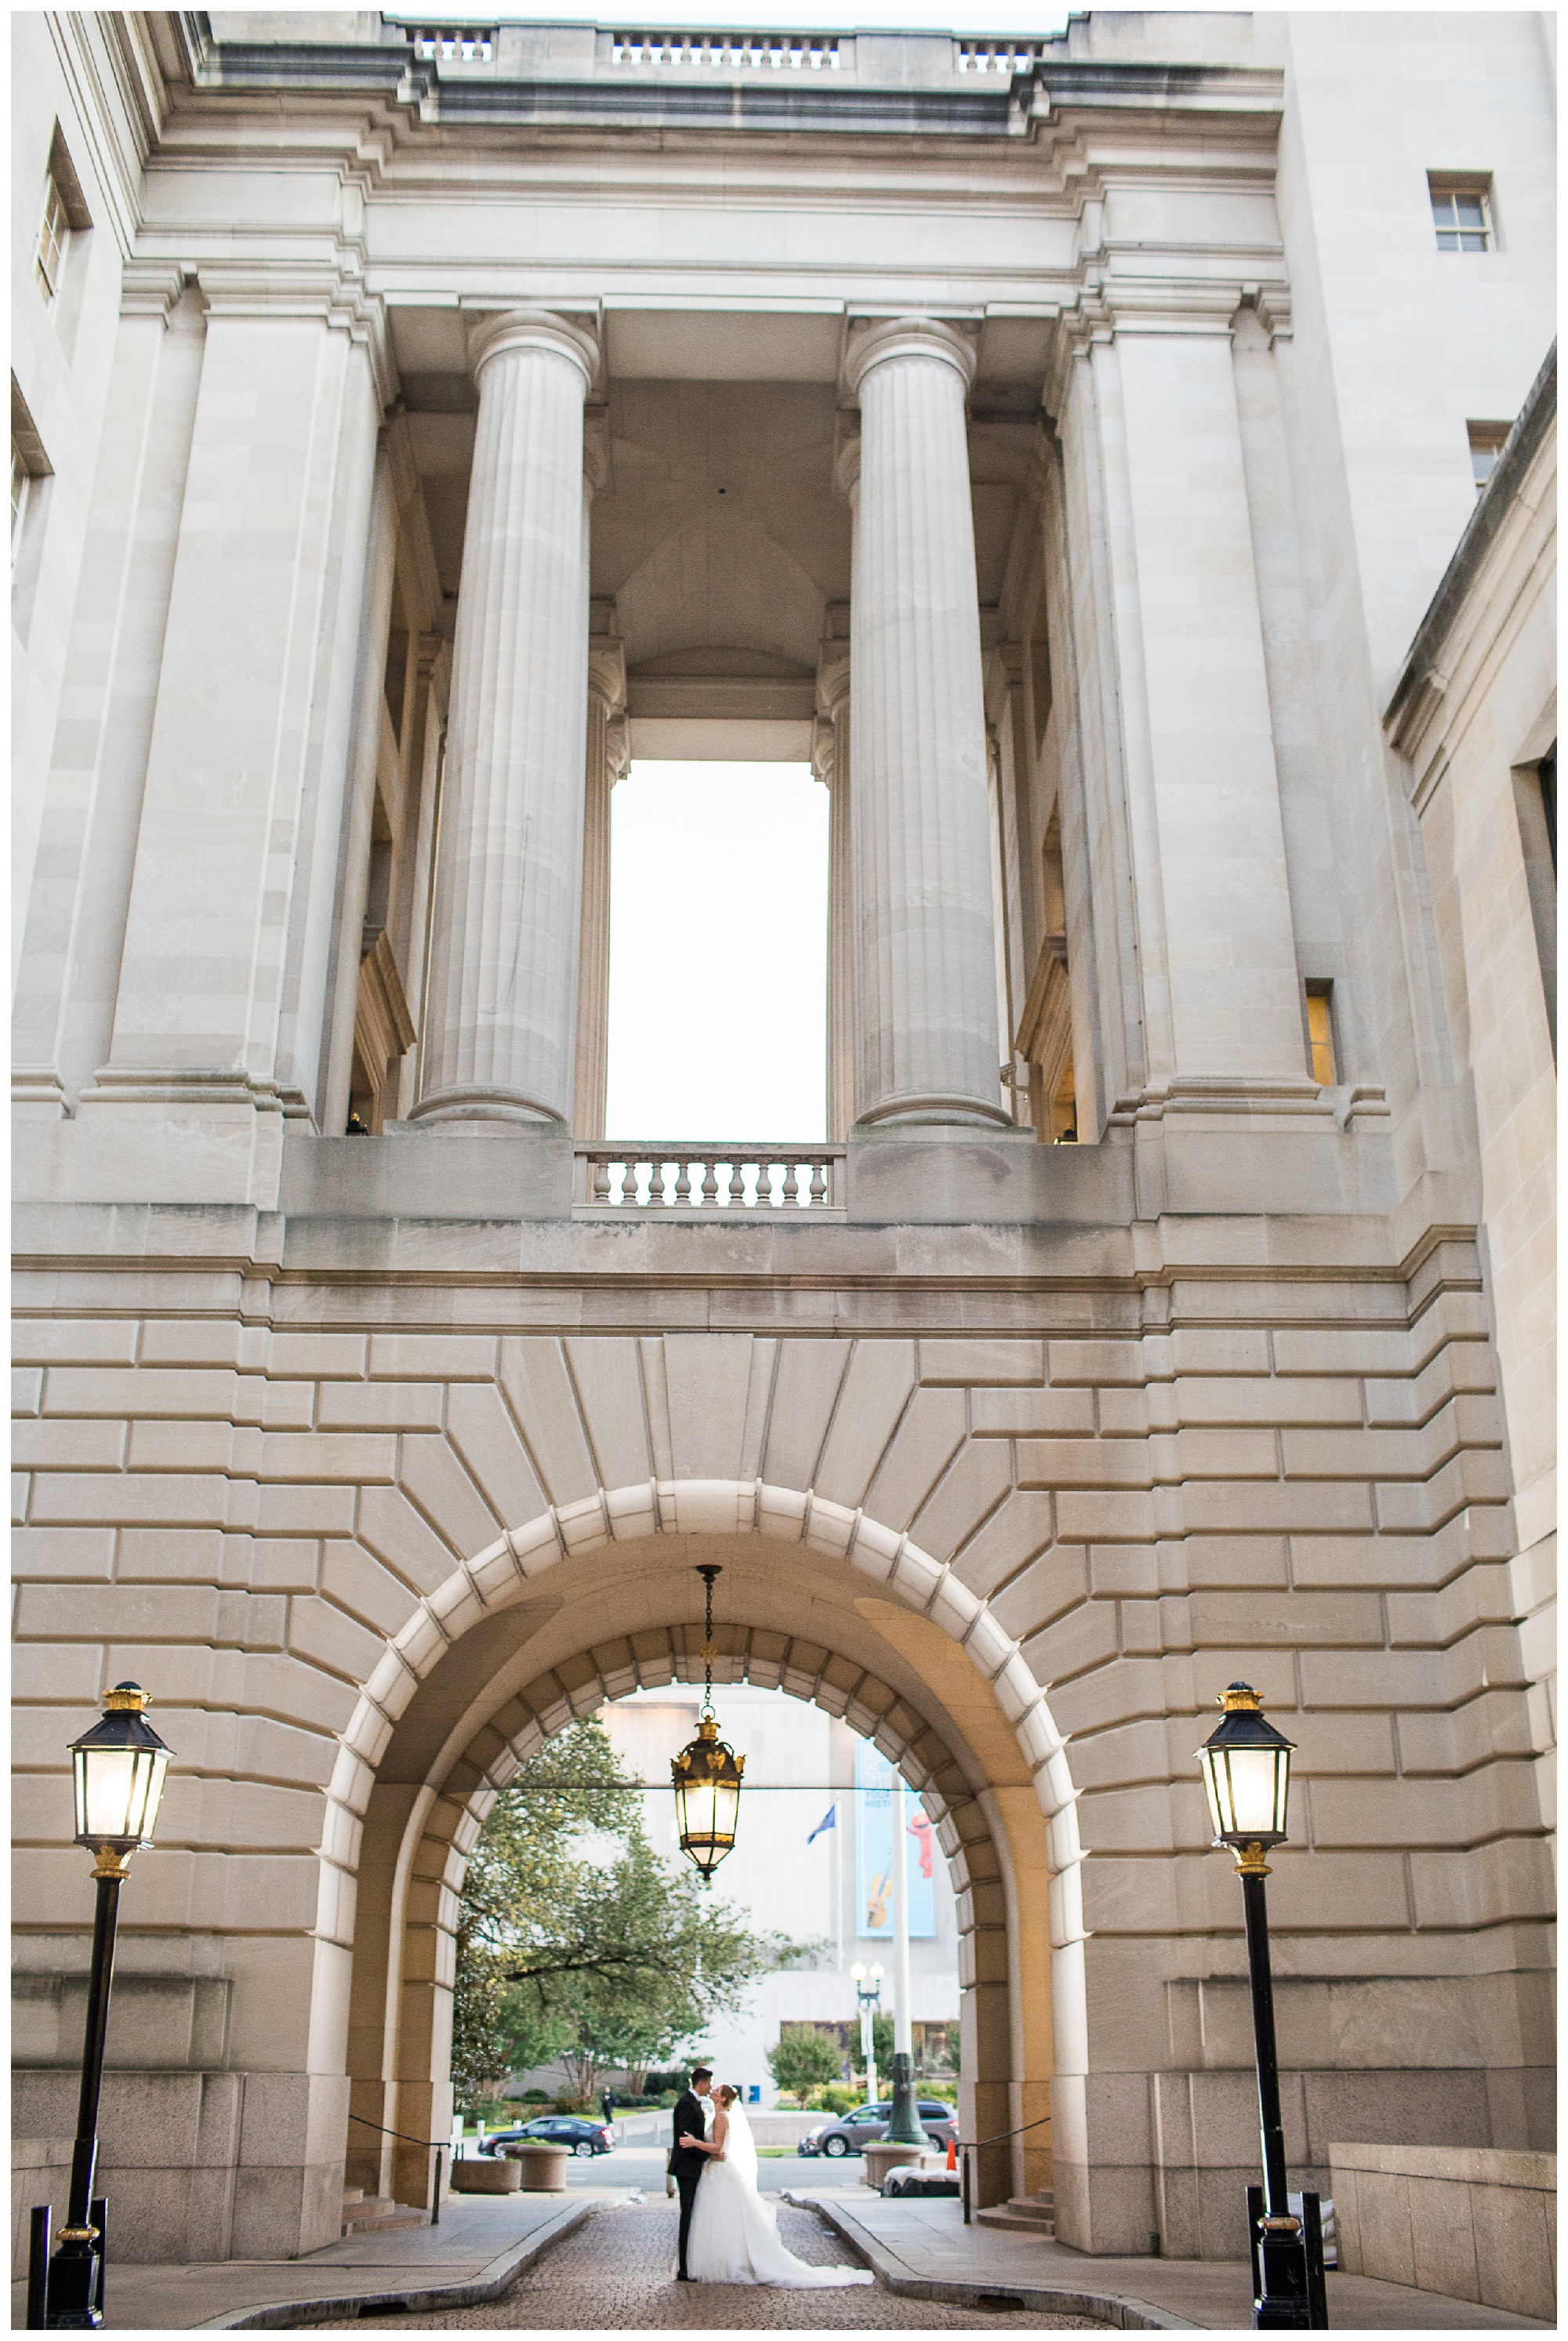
<box><xmin>797</xmin><ymin>2100</ymin><xmax>956</xmax><ymax>2157</ymax></box>
<box><xmin>480</xmin><ymin>2115</ymin><xmax>612</xmax><ymax>2158</ymax></box>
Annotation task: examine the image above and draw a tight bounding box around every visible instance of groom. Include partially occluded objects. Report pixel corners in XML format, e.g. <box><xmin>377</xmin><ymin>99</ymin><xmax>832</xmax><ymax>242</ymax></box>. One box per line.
<box><xmin>670</xmin><ymin>2065</ymin><xmax>714</xmax><ymax>2281</ymax></box>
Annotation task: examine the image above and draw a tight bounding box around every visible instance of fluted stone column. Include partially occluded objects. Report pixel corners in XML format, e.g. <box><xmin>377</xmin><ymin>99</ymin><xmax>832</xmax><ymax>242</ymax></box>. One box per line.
<box><xmin>814</xmin><ymin>630</ymin><xmax>854</xmax><ymax>1141</ymax></box>
<box><xmin>412</xmin><ymin>310</ymin><xmax>597</xmax><ymax>1127</ymax></box>
<box><xmin>572</xmin><ymin>634</ymin><xmax>629</xmax><ymax>1140</ymax></box>
<box><xmin>843</xmin><ymin>318</ymin><xmax>1011</xmax><ymax>1129</ymax></box>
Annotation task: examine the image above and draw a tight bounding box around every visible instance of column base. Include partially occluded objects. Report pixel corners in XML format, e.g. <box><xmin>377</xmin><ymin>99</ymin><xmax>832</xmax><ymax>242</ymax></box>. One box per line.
<box><xmin>407</xmin><ymin>1085</ymin><xmax>566</xmax><ymax>1130</ymax></box>
<box><xmin>855</xmin><ymin>1093</ymin><xmax>1017</xmax><ymax>1132</ymax></box>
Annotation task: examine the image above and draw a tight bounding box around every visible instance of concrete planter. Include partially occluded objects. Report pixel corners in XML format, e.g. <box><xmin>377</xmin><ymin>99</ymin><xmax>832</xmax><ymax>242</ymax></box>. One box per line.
<box><xmin>506</xmin><ymin>2142</ymin><xmax>572</xmax><ymax>2192</ymax></box>
<box><xmin>863</xmin><ymin>2140</ymin><xmax>927</xmax><ymax>2192</ymax></box>
<box><xmin>449</xmin><ymin>2155</ymin><xmax>522</xmax><ymax>2195</ymax></box>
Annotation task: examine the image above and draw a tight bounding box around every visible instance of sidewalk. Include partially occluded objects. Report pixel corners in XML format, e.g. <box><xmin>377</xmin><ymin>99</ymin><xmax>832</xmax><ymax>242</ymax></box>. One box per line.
<box><xmin>12</xmin><ymin>2183</ymin><xmax>1552</xmax><ymax>2332</ymax></box>
<box><xmin>784</xmin><ymin>2187</ymin><xmax>1553</xmax><ymax>2332</ymax></box>
<box><xmin>7</xmin><ymin>2194</ymin><xmax>589</xmax><ymax>2332</ymax></box>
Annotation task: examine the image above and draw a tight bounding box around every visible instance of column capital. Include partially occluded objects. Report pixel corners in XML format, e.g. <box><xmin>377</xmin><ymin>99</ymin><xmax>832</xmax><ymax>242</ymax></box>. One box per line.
<box><xmin>841</xmin><ymin>315</ymin><xmax>978</xmax><ymax>401</ymax></box>
<box><xmin>466</xmin><ymin>307</ymin><xmax>601</xmax><ymax>394</ymax></box>
<box><xmin>588</xmin><ymin>638</ymin><xmax>626</xmax><ymax>713</ymax></box>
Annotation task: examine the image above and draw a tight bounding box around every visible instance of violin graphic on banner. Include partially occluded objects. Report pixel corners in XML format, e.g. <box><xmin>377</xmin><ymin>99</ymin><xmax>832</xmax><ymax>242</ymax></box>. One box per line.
<box><xmin>854</xmin><ymin>1741</ymin><xmax>935</xmax><ymax>1937</ymax></box>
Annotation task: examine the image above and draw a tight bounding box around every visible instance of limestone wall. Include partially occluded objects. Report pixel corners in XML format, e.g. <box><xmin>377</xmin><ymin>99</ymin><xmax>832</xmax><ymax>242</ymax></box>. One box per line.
<box><xmin>12</xmin><ymin>1157</ymin><xmax>1552</xmax><ymax>2257</ymax></box>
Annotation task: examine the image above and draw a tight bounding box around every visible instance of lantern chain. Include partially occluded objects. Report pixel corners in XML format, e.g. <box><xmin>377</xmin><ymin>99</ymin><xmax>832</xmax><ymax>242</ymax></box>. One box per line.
<box><xmin>697</xmin><ymin>1563</ymin><xmax>720</xmax><ymax>1720</ymax></box>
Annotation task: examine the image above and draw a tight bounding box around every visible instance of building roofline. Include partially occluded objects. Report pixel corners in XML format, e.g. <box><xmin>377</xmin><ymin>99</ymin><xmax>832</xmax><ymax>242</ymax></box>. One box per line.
<box><xmin>1385</xmin><ymin>340</ymin><xmax>1557</xmax><ymax>737</ymax></box>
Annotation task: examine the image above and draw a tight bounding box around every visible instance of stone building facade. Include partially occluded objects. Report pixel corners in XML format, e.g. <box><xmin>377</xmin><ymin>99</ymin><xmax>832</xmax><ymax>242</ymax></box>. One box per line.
<box><xmin>11</xmin><ymin>8</ymin><xmax>1556</xmax><ymax>2270</ymax></box>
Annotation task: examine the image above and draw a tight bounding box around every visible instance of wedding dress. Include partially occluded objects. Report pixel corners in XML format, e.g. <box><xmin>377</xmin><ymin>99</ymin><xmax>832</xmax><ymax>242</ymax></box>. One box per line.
<box><xmin>684</xmin><ymin>2103</ymin><xmax>873</xmax><ymax>2288</ymax></box>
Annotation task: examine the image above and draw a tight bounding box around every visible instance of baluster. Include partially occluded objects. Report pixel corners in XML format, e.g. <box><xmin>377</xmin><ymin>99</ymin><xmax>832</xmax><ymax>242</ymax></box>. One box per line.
<box><xmin>672</xmin><ymin>1160</ymin><xmax>693</xmax><ymax>1207</ymax></box>
<box><xmin>593</xmin><ymin>1156</ymin><xmax>612</xmax><ymax>1206</ymax></box>
<box><xmin>760</xmin><ymin>1159</ymin><xmax>778</xmax><ymax>1207</ymax></box>
<box><xmin>809</xmin><ymin>1160</ymin><xmax>829</xmax><ymax>1209</ymax></box>
<box><xmin>699</xmin><ymin>1158</ymin><xmax>718</xmax><ymax>1208</ymax></box>
<box><xmin>635</xmin><ymin>1159</ymin><xmax>652</xmax><ymax>1207</ymax></box>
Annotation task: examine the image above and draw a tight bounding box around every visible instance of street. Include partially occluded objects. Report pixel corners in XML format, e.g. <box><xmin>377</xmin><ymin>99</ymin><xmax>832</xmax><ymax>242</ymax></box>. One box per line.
<box><xmin>311</xmin><ymin>2198</ymin><xmax>1102</xmax><ymax>2328</ymax></box>
<box><xmin>557</xmin><ymin>2143</ymin><xmax>829</xmax><ymax>2195</ymax></box>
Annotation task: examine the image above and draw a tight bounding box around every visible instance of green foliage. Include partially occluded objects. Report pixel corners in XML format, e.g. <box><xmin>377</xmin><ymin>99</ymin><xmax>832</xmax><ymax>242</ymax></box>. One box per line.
<box><xmin>811</xmin><ymin>2083</ymin><xmax>858</xmax><ymax>2116</ymax></box>
<box><xmin>451</xmin><ymin>1716</ymin><xmax>818</xmax><ymax>2112</ymax></box>
<box><xmin>767</xmin><ymin>2025</ymin><xmax>843</xmax><ymax>2106</ymax></box>
<box><xmin>869</xmin><ymin>2012</ymin><xmax>895</xmax><ymax>2071</ymax></box>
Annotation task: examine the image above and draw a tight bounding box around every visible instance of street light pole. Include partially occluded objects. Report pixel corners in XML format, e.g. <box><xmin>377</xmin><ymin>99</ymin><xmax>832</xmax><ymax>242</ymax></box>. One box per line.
<box><xmin>31</xmin><ymin>1683</ymin><xmax>172</xmax><ymax>2331</ymax></box>
<box><xmin>1196</xmin><ymin>1682</ymin><xmax>1327</xmax><ymax>2332</ymax></box>
<box><xmin>885</xmin><ymin>1774</ymin><xmax>925</xmax><ymax>2147</ymax></box>
<box><xmin>849</xmin><ymin>1962</ymin><xmax>883</xmax><ymax>2106</ymax></box>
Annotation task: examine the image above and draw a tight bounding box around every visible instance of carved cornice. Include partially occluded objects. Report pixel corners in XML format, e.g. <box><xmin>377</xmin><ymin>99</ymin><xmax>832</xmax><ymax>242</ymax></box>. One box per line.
<box><xmin>184</xmin><ymin>256</ymin><xmax>396</xmax><ymax>406</ymax></box>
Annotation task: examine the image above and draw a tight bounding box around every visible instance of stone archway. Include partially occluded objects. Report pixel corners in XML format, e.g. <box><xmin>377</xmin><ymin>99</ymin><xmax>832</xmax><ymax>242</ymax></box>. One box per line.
<box><xmin>332</xmin><ymin>1483</ymin><xmax>1083</xmax><ymax>2216</ymax></box>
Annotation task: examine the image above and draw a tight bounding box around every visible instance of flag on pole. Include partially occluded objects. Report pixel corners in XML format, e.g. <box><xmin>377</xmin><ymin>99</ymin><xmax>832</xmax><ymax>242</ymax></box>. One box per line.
<box><xmin>807</xmin><ymin>1804</ymin><xmax>837</xmax><ymax>1844</ymax></box>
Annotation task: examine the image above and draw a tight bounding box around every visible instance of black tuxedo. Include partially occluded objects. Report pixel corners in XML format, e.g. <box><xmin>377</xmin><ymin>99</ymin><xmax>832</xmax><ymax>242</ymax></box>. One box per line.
<box><xmin>670</xmin><ymin>2089</ymin><xmax>709</xmax><ymax>2276</ymax></box>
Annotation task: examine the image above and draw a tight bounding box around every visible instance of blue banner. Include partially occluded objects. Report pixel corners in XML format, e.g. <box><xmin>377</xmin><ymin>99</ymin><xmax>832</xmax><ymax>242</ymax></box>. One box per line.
<box><xmin>854</xmin><ymin>1741</ymin><xmax>935</xmax><ymax>1937</ymax></box>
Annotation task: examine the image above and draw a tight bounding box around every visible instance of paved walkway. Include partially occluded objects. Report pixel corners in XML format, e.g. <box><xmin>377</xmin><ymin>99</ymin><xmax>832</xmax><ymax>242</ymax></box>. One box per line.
<box><xmin>307</xmin><ymin>2198</ymin><xmax>1100</xmax><ymax>2328</ymax></box>
<box><xmin>6</xmin><ymin>2194</ymin><xmax>586</xmax><ymax>2332</ymax></box>
<box><xmin>790</xmin><ymin>2188</ymin><xmax>1554</xmax><ymax>2332</ymax></box>
<box><xmin>11</xmin><ymin>2182</ymin><xmax>1550</xmax><ymax>2331</ymax></box>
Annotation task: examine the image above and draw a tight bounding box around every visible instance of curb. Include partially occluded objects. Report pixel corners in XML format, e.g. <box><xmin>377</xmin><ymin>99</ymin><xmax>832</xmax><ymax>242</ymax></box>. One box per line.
<box><xmin>194</xmin><ymin>2200</ymin><xmax>592</xmax><ymax>2329</ymax></box>
<box><xmin>783</xmin><ymin>2194</ymin><xmax>1200</xmax><ymax>2332</ymax></box>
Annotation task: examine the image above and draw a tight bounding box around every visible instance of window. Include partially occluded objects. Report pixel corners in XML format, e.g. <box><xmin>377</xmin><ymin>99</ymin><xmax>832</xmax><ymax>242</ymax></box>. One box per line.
<box><xmin>11</xmin><ymin>440</ymin><xmax>30</xmax><ymax>548</ymax></box>
<box><xmin>1512</xmin><ymin>745</ymin><xmax>1556</xmax><ymax>1058</ymax></box>
<box><xmin>1428</xmin><ymin>175</ymin><xmax>1494</xmax><ymax>252</ymax></box>
<box><xmin>1468</xmin><ymin>421</ymin><xmax>1511</xmax><ymax>495</ymax></box>
<box><xmin>10</xmin><ymin>376</ymin><xmax>53</xmax><ymax>580</ymax></box>
<box><xmin>1305</xmin><ymin>986</ymin><xmax>1337</xmax><ymax>1087</ymax></box>
<box><xmin>35</xmin><ymin>172</ymin><xmax>68</xmax><ymax>299</ymax></box>
<box><xmin>34</xmin><ymin>126</ymin><xmax>92</xmax><ymax>305</ymax></box>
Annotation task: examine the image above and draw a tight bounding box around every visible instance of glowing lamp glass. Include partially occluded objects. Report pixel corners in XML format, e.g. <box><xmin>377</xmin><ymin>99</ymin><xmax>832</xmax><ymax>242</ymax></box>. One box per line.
<box><xmin>671</xmin><ymin>1719</ymin><xmax>744</xmax><ymax>1878</ymax></box>
<box><xmin>70</xmin><ymin>1685</ymin><xmax>172</xmax><ymax>1856</ymax></box>
<box><xmin>1196</xmin><ymin>1684</ymin><xmax>1294</xmax><ymax>1849</ymax></box>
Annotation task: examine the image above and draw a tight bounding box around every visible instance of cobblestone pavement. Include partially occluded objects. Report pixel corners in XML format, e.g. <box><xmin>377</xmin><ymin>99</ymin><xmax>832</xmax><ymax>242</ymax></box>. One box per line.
<box><xmin>310</xmin><ymin>2201</ymin><xmax>1103</xmax><ymax>2329</ymax></box>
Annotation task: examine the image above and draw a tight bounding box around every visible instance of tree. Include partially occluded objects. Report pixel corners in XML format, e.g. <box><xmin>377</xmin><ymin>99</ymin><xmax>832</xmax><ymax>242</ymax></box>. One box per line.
<box><xmin>451</xmin><ymin>1717</ymin><xmax>822</xmax><ymax>2112</ymax></box>
<box><xmin>767</xmin><ymin>2025</ymin><xmax>842</xmax><ymax>2107</ymax></box>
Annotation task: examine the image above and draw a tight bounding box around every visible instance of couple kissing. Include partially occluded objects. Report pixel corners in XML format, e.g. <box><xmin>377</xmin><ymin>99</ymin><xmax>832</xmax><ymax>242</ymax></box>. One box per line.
<box><xmin>670</xmin><ymin>2067</ymin><xmax>871</xmax><ymax>2288</ymax></box>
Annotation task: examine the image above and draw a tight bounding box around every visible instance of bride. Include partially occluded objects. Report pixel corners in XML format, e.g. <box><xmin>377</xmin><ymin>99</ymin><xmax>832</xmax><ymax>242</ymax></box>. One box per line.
<box><xmin>684</xmin><ymin>2086</ymin><xmax>874</xmax><ymax>2288</ymax></box>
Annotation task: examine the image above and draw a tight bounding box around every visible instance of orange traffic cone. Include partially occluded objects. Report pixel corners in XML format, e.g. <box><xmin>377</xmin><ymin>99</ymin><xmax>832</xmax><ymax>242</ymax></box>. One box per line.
<box><xmin>946</xmin><ymin>2136</ymin><xmax>956</xmax><ymax>2172</ymax></box>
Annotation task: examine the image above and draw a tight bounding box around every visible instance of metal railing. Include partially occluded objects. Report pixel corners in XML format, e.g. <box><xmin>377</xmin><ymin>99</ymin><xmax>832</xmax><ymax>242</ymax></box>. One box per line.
<box><xmin>576</xmin><ymin>1144</ymin><xmax>845</xmax><ymax>1211</ymax></box>
<box><xmin>956</xmin><ymin>2110</ymin><xmax>1054</xmax><ymax>2225</ymax></box>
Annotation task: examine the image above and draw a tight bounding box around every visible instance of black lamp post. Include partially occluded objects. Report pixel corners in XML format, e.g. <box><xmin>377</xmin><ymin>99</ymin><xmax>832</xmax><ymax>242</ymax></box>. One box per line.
<box><xmin>30</xmin><ymin>1683</ymin><xmax>173</xmax><ymax>2329</ymax></box>
<box><xmin>1196</xmin><ymin>1682</ymin><xmax>1327</xmax><ymax>2331</ymax></box>
<box><xmin>671</xmin><ymin>1566</ymin><xmax>744</xmax><ymax>1879</ymax></box>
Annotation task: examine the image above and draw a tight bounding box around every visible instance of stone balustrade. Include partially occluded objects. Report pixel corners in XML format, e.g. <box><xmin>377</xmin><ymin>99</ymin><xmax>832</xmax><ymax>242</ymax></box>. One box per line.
<box><xmin>577</xmin><ymin>1144</ymin><xmax>844</xmax><ymax>1210</ymax></box>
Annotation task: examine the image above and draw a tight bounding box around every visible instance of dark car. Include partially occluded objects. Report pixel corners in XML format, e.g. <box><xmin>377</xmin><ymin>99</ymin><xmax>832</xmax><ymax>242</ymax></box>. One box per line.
<box><xmin>481</xmin><ymin>2115</ymin><xmax>612</xmax><ymax>2158</ymax></box>
<box><xmin>797</xmin><ymin>2100</ymin><xmax>956</xmax><ymax>2158</ymax></box>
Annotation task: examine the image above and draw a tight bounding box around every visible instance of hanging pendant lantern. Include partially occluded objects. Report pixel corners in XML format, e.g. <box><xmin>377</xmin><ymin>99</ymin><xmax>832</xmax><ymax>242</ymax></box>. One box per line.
<box><xmin>672</xmin><ymin>1566</ymin><xmax>744</xmax><ymax>1879</ymax></box>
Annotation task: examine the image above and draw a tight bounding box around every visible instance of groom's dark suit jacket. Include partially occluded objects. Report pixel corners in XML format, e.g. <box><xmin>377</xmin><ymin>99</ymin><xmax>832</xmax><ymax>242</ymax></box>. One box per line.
<box><xmin>670</xmin><ymin>2089</ymin><xmax>709</xmax><ymax>2177</ymax></box>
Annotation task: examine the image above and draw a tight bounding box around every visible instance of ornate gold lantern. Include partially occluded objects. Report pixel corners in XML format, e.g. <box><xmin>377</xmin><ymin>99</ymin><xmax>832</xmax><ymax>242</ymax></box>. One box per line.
<box><xmin>671</xmin><ymin>1566</ymin><xmax>744</xmax><ymax>1879</ymax></box>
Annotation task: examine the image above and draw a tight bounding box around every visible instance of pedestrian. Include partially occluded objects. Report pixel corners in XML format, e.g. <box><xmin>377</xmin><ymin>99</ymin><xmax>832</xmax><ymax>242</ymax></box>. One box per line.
<box><xmin>601</xmin><ymin>2085</ymin><xmax>615</xmax><ymax>2130</ymax></box>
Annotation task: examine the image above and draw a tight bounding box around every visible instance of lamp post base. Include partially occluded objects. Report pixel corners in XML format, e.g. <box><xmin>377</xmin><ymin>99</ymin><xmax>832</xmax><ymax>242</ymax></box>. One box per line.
<box><xmin>1247</xmin><ymin>2185</ymin><xmax>1329</xmax><ymax>2329</ymax></box>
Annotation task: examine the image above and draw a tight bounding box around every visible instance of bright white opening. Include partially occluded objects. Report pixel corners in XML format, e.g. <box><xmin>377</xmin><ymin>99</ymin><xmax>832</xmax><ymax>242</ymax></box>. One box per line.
<box><xmin>604</xmin><ymin>762</ymin><xmax>828</xmax><ymax>1139</ymax></box>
